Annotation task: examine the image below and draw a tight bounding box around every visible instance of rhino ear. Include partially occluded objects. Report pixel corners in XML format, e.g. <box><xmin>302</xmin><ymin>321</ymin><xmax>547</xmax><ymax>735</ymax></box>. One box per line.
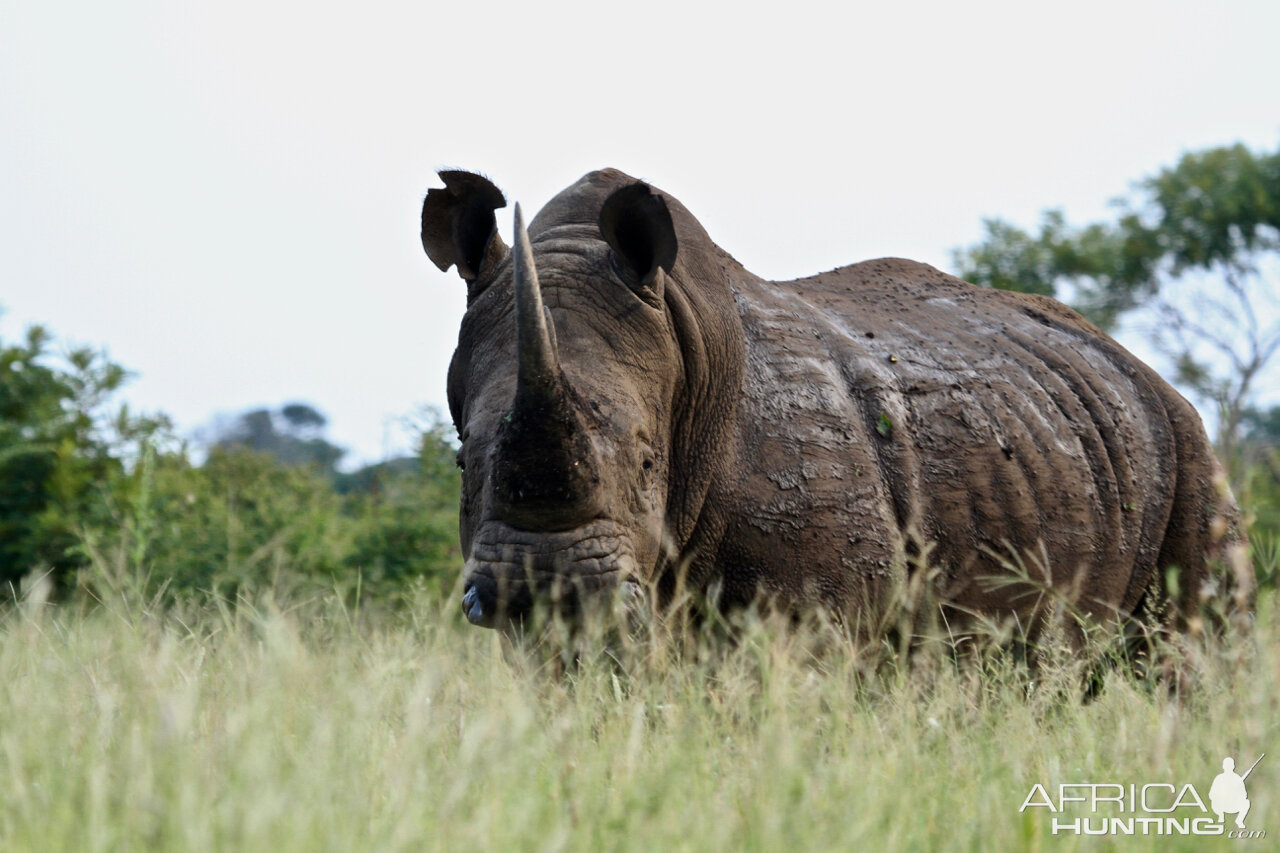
<box><xmin>599</xmin><ymin>183</ymin><xmax>677</xmax><ymax>295</ymax></box>
<box><xmin>421</xmin><ymin>170</ymin><xmax>508</xmax><ymax>282</ymax></box>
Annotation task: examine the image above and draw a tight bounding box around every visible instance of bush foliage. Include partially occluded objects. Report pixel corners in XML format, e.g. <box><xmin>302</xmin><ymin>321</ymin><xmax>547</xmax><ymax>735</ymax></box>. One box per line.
<box><xmin>1</xmin><ymin>324</ymin><xmax>462</xmax><ymax>605</ymax></box>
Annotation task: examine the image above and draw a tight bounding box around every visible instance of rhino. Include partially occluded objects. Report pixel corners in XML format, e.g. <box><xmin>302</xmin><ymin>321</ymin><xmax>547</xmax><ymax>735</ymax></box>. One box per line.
<box><xmin>421</xmin><ymin>168</ymin><xmax>1252</xmax><ymax>640</ymax></box>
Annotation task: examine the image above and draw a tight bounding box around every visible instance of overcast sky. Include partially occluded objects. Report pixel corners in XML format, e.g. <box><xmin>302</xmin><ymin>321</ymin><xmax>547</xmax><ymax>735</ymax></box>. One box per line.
<box><xmin>3</xmin><ymin>1</ymin><xmax>1278</xmax><ymax>467</ymax></box>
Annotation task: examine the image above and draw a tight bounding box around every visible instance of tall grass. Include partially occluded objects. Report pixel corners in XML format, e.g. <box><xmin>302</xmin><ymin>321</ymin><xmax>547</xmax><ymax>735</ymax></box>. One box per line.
<box><xmin>0</xmin><ymin>576</ymin><xmax>1276</xmax><ymax>852</ymax></box>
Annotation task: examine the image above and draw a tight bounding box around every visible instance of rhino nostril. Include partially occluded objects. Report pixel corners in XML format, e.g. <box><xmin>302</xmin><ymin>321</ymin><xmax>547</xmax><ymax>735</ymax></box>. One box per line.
<box><xmin>462</xmin><ymin>583</ymin><xmax>485</xmax><ymax>624</ymax></box>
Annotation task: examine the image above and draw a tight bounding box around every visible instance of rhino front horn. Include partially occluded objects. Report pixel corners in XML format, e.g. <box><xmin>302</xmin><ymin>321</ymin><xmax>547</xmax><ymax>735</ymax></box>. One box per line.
<box><xmin>513</xmin><ymin>203</ymin><xmax>561</xmax><ymax>405</ymax></box>
<box><xmin>496</xmin><ymin>204</ymin><xmax>599</xmax><ymax>522</ymax></box>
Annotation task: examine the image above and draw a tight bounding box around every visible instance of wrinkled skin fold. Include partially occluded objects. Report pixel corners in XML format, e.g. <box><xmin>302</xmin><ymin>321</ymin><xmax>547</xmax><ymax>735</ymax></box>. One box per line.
<box><xmin>422</xmin><ymin>168</ymin><xmax>1254</xmax><ymax>639</ymax></box>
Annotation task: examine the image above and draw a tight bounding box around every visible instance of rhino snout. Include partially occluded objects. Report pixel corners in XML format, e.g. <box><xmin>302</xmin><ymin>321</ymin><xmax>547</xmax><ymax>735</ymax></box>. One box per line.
<box><xmin>460</xmin><ymin>519</ymin><xmax>641</xmax><ymax>628</ymax></box>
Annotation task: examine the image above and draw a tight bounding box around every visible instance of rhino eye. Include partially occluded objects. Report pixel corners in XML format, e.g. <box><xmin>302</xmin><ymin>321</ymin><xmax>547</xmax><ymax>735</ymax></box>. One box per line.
<box><xmin>455</xmin><ymin>450</ymin><xmax>466</xmax><ymax>471</ymax></box>
<box><xmin>642</xmin><ymin>457</ymin><xmax>654</xmax><ymax>473</ymax></box>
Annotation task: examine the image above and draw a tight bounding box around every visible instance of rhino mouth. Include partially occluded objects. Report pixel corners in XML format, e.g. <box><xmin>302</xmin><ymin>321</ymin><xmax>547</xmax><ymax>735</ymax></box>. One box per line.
<box><xmin>461</xmin><ymin>519</ymin><xmax>643</xmax><ymax>628</ymax></box>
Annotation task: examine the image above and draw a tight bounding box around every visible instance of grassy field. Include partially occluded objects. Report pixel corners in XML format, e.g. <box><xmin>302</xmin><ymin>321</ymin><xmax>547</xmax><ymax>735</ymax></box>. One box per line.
<box><xmin>1</xmin><ymin>581</ymin><xmax>1276</xmax><ymax>853</ymax></box>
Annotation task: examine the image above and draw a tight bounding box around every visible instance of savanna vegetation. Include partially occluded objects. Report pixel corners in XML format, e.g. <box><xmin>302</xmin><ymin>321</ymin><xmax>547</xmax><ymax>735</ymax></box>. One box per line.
<box><xmin>0</xmin><ymin>328</ymin><xmax>462</xmax><ymax>605</ymax></box>
<box><xmin>2</xmin><ymin>140</ymin><xmax>1278</xmax><ymax>851</ymax></box>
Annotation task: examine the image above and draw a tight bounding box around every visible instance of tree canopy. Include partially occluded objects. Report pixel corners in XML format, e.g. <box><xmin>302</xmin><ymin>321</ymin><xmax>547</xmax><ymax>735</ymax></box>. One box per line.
<box><xmin>210</xmin><ymin>403</ymin><xmax>346</xmax><ymax>474</ymax></box>
<box><xmin>952</xmin><ymin>142</ymin><xmax>1280</xmax><ymax>333</ymax></box>
<box><xmin>0</xmin><ymin>324</ymin><xmax>159</xmax><ymax>589</ymax></box>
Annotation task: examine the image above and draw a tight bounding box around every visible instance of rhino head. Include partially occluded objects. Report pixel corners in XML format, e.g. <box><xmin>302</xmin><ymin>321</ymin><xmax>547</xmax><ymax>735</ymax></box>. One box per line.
<box><xmin>422</xmin><ymin>169</ymin><xmax>701</xmax><ymax>628</ymax></box>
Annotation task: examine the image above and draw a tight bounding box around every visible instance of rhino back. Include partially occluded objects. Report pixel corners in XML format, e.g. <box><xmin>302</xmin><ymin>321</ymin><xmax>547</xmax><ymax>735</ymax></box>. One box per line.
<box><xmin>719</xmin><ymin>256</ymin><xmax>1219</xmax><ymax>626</ymax></box>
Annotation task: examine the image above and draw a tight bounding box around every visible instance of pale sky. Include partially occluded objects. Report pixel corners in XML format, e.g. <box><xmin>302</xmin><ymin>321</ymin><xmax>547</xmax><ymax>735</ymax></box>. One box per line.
<box><xmin>3</xmin><ymin>1</ymin><xmax>1278</xmax><ymax>467</ymax></box>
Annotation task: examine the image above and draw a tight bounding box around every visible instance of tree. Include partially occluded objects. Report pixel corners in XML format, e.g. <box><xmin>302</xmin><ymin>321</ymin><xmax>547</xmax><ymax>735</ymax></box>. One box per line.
<box><xmin>0</xmin><ymin>322</ymin><xmax>164</xmax><ymax>591</ymax></box>
<box><xmin>952</xmin><ymin>141</ymin><xmax>1280</xmax><ymax>480</ymax></box>
<box><xmin>210</xmin><ymin>402</ymin><xmax>346</xmax><ymax>474</ymax></box>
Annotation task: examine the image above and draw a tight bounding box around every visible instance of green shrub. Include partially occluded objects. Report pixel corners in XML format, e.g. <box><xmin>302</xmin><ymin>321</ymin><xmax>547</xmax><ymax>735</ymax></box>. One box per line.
<box><xmin>343</xmin><ymin>421</ymin><xmax>462</xmax><ymax>598</ymax></box>
<box><xmin>0</xmin><ymin>325</ymin><xmax>147</xmax><ymax>592</ymax></box>
<box><xmin>76</xmin><ymin>418</ymin><xmax>462</xmax><ymax>608</ymax></box>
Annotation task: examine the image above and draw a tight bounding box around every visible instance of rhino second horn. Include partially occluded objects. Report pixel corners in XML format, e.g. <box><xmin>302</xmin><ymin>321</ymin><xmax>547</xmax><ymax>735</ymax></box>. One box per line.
<box><xmin>513</xmin><ymin>203</ymin><xmax>561</xmax><ymax>404</ymax></box>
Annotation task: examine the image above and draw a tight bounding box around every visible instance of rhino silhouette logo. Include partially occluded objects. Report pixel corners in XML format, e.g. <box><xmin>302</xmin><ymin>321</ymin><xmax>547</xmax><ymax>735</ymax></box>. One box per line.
<box><xmin>1210</xmin><ymin>754</ymin><xmax>1263</xmax><ymax>829</ymax></box>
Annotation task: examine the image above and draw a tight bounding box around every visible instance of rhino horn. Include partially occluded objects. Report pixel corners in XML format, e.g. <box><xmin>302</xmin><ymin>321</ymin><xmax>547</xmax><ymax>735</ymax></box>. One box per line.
<box><xmin>497</xmin><ymin>204</ymin><xmax>599</xmax><ymax>521</ymax></box>
<box><xmin>513</xmin><ymin>203</ymin><xmax>561</xmax><ymax>406</ymax></box>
